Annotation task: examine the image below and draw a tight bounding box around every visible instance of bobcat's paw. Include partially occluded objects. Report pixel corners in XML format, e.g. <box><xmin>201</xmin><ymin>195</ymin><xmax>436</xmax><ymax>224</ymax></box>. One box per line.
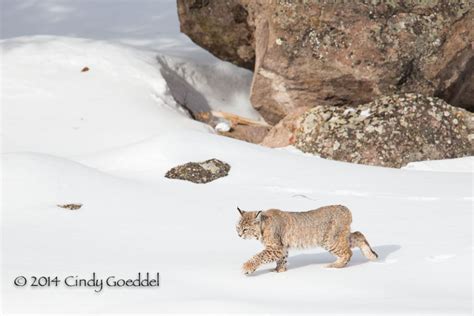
<box><xmin>325</xmin><ymin>262</ymin><xmax>348</xmax><ymax>269</ymax></box>
<box><xmin>275</xmin><ymin>265</ymin><xmax>287</xmax><ymax>273</ymax></box>
<box><xmin>242</xmin><ymin>261</ymin><xmax>257</xmax><ymax>275</ymax></box>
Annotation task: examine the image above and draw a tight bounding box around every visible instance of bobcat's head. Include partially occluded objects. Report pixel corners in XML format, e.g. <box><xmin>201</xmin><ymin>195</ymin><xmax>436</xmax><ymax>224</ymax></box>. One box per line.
<box><xmin>236</xmin><ymin>207</ymin><xmax>262</xmax><ymax>240</ymax></box>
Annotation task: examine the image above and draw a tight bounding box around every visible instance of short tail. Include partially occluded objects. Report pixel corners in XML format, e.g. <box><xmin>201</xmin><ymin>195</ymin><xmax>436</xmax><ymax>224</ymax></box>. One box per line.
<box><xmin>350</xmin><ymin>231</ymin><xmax>378</xmax><ymax>260</ymax></box>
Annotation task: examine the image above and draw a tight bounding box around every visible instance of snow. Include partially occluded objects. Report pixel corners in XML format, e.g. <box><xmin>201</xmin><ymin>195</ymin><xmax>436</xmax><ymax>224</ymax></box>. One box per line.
<box><xmin>215</xmin><ymin>121</ymin><xmax>232</xmax><ymax>133</ymax></box>
<box><xmin>360</xmin><ymin>108</ymin><xmax>371</xmax><ymax>117</ymax></box>
<box><xmin>404</xmin><ymin>157</ymin><xmax>474</xmax><ymax>173</ymax></box>
<box><xmin>1</xmin><ymin>0</ymin><xmax>473</xmax><ymax>314</ymax></box>
<box><xmin>2</xmin><ymin>36</ymin><xmax>211</xmax><ymax>156</ymax></box>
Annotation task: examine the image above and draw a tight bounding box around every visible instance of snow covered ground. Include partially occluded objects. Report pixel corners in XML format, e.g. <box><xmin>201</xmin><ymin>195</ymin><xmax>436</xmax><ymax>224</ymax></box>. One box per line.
<box><xmin>1</xmin><ymin>0</ymin><xmax>472</xmax><ymax>314</ymax></box>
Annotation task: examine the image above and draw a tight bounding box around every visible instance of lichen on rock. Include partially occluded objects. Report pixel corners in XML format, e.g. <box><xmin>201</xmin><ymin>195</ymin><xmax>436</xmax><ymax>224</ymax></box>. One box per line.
<box><xmin>294</xmin><ymin>93</ymin><xmax>474</xmax><ymax>168</ymax></box>
<box><xmin>165</xmin><ymin>159</ymin><xmax>231</xmax><ymax>183</ymax></box>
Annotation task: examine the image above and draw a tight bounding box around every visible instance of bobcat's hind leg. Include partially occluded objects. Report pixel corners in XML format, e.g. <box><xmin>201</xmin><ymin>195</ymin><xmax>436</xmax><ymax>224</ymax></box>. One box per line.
<box><xmin>275</xmin><ymin>248</ymin><xmax>288</xmax><ymax>273</ymax></box>
<box><xmin>350</xmin><ymin>231</ymin><xmax>378</xmax><ymax>261</ymax></box>
<box><xmin>326</xmin><ymin>248</ymin><xmax>352</xmax><ymax>268</ymax></box>
<box><xmin>325</xmin><ymin>233</ymin><xmax>352</xmax><ymax>268</ymax></box>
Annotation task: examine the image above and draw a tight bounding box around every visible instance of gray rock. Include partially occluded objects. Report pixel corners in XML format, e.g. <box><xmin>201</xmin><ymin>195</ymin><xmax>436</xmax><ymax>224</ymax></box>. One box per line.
<box><xmin>165</xmin><ymin>159</ymin><xmax>231</xmax><ymax>183</ymax></box>
<box><xmin>294</xmin><ymin>93</ymin><xmax>474</xmax><ymax>168</ymax></box>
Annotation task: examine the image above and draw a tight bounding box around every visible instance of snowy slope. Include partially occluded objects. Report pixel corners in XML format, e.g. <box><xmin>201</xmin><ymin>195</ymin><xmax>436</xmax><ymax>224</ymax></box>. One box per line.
<box><xmin>3</xmin><ymin>140</ymin><xmax>472</xmax><ymax>314</ymax></box>
<box><xmin>1</xmin><ymin>0</ymin><xmax>473</xmax><ymax>315</ymax></box>
<box><xmin>1</xmin><ymin>36</ymin><xmax>210</xmax><ymax>156</ymax></box>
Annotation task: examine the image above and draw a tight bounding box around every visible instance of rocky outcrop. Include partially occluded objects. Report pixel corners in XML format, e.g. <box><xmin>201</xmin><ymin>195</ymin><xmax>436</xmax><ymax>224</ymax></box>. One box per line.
<box><xmin>177</xmin><ymin>0</ymin><xmax>255</xmax><ymax>69</ymax></box>
<box><xmin>260</xmin><ymin>107</ymin><xmax>308</xmax><ymax>148</ymax></box>
<box><xmin>165</xmin><ymin>159</ymin><xmax>230</xmax><ymax>183</ymax></box>
<box><xmin>294</xmin><ymin>94</ymin><xmax>474</xmax><ymax>168</ymax></box>
<box><xmin>178</xmin><ymin>1</ymin><xmax>474</xmax><ymax>124</ymax></box>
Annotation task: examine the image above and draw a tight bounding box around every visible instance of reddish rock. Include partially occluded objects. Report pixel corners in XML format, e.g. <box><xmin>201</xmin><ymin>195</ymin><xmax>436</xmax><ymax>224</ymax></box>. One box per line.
<box><xmin>260</xmin><ymin>106</ymin><xmax>309</xmax><ymax>148</ymax></box>
<box><xmin>178</xmin><ymin>1</ymin><xmax>473</xmax><ymax>124</ymax></box>
<box><xmin>219</xmin><ymin>124</ymin><xmax>270</xmax><ymax>144</ymax></box>
<box><xmin>177</xmin><ymin>0</ymin><xmax>255</xmax><ymax>69</ymax></box>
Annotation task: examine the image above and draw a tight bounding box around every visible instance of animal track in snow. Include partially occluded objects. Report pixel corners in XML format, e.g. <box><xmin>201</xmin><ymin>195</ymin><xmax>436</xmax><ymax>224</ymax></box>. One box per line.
<box><xmin>373</xmin><ymin>258</ymin><xmax>398</xmax><ymax>265</ymax></box>
<box><xmin>425</xmin><ymin>254</ymin><xmax>456</xmax><ymax>262</ymax></box>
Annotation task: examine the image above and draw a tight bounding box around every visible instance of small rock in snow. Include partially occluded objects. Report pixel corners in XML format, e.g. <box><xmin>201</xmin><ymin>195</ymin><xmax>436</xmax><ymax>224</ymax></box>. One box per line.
<box><xmin>165</xmin><ymin>159</ymin><xmax>231</xmax><ymax>184</ymax></box>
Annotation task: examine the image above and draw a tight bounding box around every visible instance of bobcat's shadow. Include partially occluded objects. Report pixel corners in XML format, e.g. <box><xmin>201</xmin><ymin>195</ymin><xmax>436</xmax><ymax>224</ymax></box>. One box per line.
<box><xmin>250</xmin><ymin>244</ymin><xmax>401</xmax><ymax>277</ymax></box>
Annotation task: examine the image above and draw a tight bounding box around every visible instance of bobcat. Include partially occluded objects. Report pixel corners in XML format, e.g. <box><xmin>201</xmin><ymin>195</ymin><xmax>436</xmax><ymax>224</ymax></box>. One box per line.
<box><xmin>236</xmin><ymin>205</ymin><xmax>378</xmax><ymax>274</ymax></box>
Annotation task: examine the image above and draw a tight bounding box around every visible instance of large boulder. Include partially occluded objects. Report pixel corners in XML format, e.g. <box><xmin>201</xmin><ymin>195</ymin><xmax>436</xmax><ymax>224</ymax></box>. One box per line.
<box><xmin>178</xmin><ymin>1</ymin><xmax>473</xmax><ymax>124</ymax></box>
<box><xmin>294</xmin><ymin>93</ymin><xmax>474</xmax><ymax>168</ymax></box>
<box><xmin>177</xmin><ymin>0</ymin><xmax>255</xmax><ymax>69</ymax></box>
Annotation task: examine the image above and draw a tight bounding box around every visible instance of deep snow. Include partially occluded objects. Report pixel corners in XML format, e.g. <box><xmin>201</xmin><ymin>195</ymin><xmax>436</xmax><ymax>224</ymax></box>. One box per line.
<box><xmin>1</xmin><ymin>0</ymin><xmax>472</xmax><ymax>314</ymax></box>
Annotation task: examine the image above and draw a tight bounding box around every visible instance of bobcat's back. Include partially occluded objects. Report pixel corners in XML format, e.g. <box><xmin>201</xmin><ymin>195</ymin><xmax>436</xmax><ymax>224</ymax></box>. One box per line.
<box><xmin>261</xmin><ymin>205</ymin><xmax>352</xmax><ymax>249</ymax></box>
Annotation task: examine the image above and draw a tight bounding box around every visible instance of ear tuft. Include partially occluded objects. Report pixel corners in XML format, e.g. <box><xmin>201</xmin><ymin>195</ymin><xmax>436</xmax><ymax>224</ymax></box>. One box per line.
<box><xmin>237</xmin><ymin>207</ymin><xmax>244</xmax><ymax>216</ymax></box>
<box><xmin>255</xmin><ymin>210</ymin><xmax>262</xmax><ymax>220</ymax></box>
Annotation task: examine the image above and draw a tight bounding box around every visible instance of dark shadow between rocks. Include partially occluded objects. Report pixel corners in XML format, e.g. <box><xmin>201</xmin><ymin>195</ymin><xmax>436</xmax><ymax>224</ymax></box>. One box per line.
<box><xmin>157</xmin><ymin>56</ymin><xmax>212</xmax><ymax>118</ymax></box>
<box><xmin>435</xmin><ymin>48</ymin><xmax>474</xmax><ymax>112</ymax></box>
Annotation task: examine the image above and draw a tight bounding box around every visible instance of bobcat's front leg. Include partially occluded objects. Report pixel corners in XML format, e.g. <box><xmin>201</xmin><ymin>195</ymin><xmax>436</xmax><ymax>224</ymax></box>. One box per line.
<box><xmin>242</xmin><ymin>247</ymin><xmax>285</xmax><ymax>275</ymax></box>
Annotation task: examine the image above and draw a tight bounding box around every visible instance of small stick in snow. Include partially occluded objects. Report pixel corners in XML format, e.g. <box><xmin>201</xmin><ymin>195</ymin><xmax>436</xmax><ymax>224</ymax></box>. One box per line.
<box><xmin>57</xmin><ymin>203</ymin><xmax>82</xmax><ymax>210</ymax></box>
<box><xmin>81</xmin><ymin>67</ymin><xmax>90</xmax><ymax>72</ymax></box>
<box><xmin>211</xmin><ymin>111</ymin><xmax>272</xmax><ymax>127</ymax></box>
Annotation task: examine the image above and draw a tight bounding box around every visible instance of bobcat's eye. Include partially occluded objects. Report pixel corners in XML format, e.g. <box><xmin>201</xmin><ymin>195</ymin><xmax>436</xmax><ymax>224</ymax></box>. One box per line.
<box><xmin>243</xmin><ymin>229</ymin><xmax>248</xmax><ymax>233</ymax></box>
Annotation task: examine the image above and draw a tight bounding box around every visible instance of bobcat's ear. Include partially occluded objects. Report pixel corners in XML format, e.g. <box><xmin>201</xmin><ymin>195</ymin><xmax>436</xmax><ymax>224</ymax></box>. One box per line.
<box><xmin>237</xmin><ymin>207</ymin><xmax>244</xmax><ymax>216</ymax></box>
<box><xmin>255</xmin><ymin>211</ymin><xmax>263</xmax><ymax>220</ymax></box>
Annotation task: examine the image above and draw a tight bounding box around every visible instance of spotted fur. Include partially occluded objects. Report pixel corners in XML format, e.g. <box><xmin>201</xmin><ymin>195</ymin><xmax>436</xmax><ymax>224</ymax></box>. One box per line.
<box><xmin>236</xmin><ymin>206</ymin><xmax>377</xmax><ymax>274</ymax></box>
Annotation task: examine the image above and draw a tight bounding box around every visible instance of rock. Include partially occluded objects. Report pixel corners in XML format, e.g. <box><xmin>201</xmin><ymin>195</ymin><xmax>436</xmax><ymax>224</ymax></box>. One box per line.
<box><xmin>178</xmin><ymin>1</ymin><xmax>473</xmax><ymax>124</ymax></box>
<box><xmin>294</xmin><ymin>93</ymin><xmax>474</xmax><ymax>168</ymax></box>
<box><xmin>177</xmin><ymin>0</ymin><xmax>255</xmax><ymax>69</ymax></box>
<box><xmin>165</xmin><ymin>159</ymin><xmax>230</xmax><ymax>183</ymax></box>
<box><xmin>219</xmin><ymin>124</ymin><xmax>270</xmax><ymax>144</ymax></box>
<box><xmin>260</xmin><ymin>106</ymin><xmax>309</xmax><ymax>148</ymax></box>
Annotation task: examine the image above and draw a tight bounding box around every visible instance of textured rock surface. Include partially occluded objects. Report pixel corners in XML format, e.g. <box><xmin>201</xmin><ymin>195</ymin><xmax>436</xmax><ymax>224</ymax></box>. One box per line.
<box><xmin>294</xmin><ymin>94</ymin><xmax>474</xmax><ymax>168</ymax></box>
<box><xmin>219</xmin><ymin>124</ymin><xmax>270</xmax><ymax>144</ymax></box>
<box><xmin>178</xmin><ymin>1</ymin><xmax>473</xmax><ymax>124</ymax></box>
<box><xmin>165</xmin><ymin>159</ymin><xmax>230</xmax><ymax>183</ymax></box>
<box><xmin>177</xmin><ymin>0</ymin><xmax>255</xmax><ymax>69</ymax></box>
<box><xmin>260</xmin><ymin>107</ymin><xmax>309</xmax><ymax>148</ymax></box>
